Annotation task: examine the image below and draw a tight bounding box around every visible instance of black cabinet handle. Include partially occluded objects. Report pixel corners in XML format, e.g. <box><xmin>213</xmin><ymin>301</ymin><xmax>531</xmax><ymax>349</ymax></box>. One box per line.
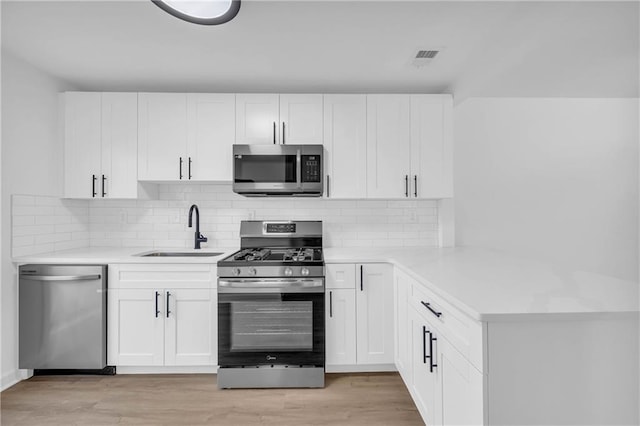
<box><xmin>422</xmin><ymin>326</ymin><xmax>428</xmax><ymax>364</ymax></box>
<box><xmin>282</xmin><ymin>122</ymin><xmax>286</xmax><ymax>144</ymax></box>
<box><xmin>102</xmin><ymin>175</ymin><xmax>107</xmax><ymax>197</ymax></box>
<box><xmin>421</xmin><ymin>301</ymin><xmax>443</xmax><ymax>318</ymax></box>
<box><xmin>155</xmin><ymin>291</ymin><xmax>160</xmax><ymax>318</ymax></box>
<box><xmin>166</xmin><ymin>291</ymin><xmax>171</xmax><ymax>318</ymax></box>
<box><xmin>273</xmin><ymin>122</ymin><xmax>276</xmax><ymax>144</ymax></box>
<box><xmin>405</xmin><ymin>175</ymin><xmax>409</xmax><ymax>197</ymax></box>
<box><xmin>414</xmin><ymin>175</ymin><xmax>418</xmax><ymax>198</ymax></box>
<box><xmin>179</xmin><ymin>157</ymin><xmax>183</xmax><ymax>180</ymax></box>
<box><xmin>92</xmin><ymin>175</ymin><xmax>97</xmax><ymax>198</ymax></box>
<box><xmin>360</xmin><ymin>265</ymin><xmax>364</xmax><ymax>291</ymax></box>
<box><xmin>329</xmin><ymin>291</ymin><xmax>333</xmax><ymax>318</ymax></box>
<box><xmin>188</xmin><ymin>157</ymin><xmax>192</xmax><ymax>180</ymax></box>
<box><xmin>429</xmin><ymin>331</ymin><xmax>438</xmax><ymax>372</ymax></box>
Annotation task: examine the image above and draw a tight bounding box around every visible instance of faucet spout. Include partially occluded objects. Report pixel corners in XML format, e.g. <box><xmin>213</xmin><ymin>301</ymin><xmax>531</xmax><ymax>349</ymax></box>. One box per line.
<box><xmin>188</xmin><ymin>204</ymin><xmax>207</xmax><ymax>249</ymax></box>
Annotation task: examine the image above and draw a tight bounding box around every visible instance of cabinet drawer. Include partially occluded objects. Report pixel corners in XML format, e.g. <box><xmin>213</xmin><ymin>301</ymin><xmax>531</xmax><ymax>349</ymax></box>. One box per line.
<box><xmin>109</xmin><ymin>264</ymin><xmax>216</xmax><ymax>289</ymax></box>
<box><xmin>326</xmin><ymin>264</ymin><xmax>356</xmax><ymax>289</ymax></box>
<box><xmin>411</xmin><ymin>282</ymin><xmax>483</xmax><ymax>372</ymax></box>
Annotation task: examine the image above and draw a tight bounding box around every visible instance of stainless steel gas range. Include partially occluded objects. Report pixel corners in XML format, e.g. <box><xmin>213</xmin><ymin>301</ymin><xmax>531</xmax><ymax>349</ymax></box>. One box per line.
<box><xmin>217</xmin><ymin>220</ymin><xmax>325</xmax><ymax>389</ymax></box>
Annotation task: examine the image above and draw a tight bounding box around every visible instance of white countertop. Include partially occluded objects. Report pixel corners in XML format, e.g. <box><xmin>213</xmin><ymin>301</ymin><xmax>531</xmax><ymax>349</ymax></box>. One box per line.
<box><xmin>13</xmin><ymin>247</ymin><xmax>236</xmax><ymax>264</ymax></box>
<box><xmin>324</xmin><ymin>247</ymin><xmax>639</xmax><ymax>321</ymax></box>
<box><xmin>14</xmin><ymin>246</ymin><xmax>639</xmax><ymax>322</ymax></box>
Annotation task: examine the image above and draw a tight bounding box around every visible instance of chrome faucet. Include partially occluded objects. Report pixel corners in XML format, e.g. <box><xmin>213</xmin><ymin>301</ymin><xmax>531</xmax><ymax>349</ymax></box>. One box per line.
<box><xmin>188</xmin><ymin>204</ymin><xmax>208</xmax><ymax>249</ymax></box>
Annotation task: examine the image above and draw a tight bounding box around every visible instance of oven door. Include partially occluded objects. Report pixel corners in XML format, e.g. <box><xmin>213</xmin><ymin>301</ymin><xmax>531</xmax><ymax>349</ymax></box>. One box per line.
<box><xmin>218</xmin><ymin>278</ymin><xmax>324</xmax><ymax>367</ymax></box>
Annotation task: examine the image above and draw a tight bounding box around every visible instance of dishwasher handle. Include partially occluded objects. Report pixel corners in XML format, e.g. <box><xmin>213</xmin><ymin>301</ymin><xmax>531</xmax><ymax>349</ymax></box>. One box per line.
<box><xmin>22</xmin><ymin>274</ymin><xmax>102</xmax><ymax>282</ymax></box>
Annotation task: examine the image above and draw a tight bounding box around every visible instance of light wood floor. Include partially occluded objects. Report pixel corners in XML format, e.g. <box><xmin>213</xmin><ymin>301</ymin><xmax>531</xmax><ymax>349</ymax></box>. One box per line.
<box><xmin>1</xmin><ymin>372</ymin><xmax>423</xmax><ymax>425</ymax></box>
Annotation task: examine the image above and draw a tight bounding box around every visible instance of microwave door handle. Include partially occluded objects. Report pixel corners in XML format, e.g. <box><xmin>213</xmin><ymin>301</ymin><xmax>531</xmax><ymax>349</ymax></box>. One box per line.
<box><xmin>296</xmin><ymin>149</ymin><xmax>302</xmax><ymax>189</ymax></box>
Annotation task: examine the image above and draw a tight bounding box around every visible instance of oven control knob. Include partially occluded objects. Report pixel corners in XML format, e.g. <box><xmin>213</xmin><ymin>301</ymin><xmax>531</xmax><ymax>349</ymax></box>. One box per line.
<box><xmin>284</xmin><ymin>267</ymin><xmax>293</xmax><ymax>276</ymax></box>
<box><xmin>301</xmin><ymin>268</ymin><xmax>310</xmax><ymax>276</ymax></box>
<box><xmin>248</xmin><ymin>267</ymin><xmax>257</xmax><ymax>276</ymax></box>
<box><xmin>232</xmin><ymin>268</ymin><xmax>241</xmax><ymax>276</ymax></box>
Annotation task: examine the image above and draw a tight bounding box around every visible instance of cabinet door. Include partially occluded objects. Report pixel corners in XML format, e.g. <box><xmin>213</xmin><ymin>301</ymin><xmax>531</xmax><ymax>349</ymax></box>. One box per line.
<box><xmin>326</xmin><ymin>288</ymin><xmax>357</xmax><ymax>366</ymax></box>
<box><xmin>394</xmin><ymin>270</ymin><xmax>412</xmax><ymax>382</ymax></box>
<box><xmin>186</xmin><ymin>94</ymin><xmax>235</xmax><ymax>181</ymax></box>
<box><xmin>164</xmin><ymin>289</ymin><xmax>217</xmax><ymax>366</ymax></box>
<box><xmin>235</xmin><ymin>94</ymin><xmax>280</xmax><ymax>144</ymax></box>
<box><xmin>138</xmin><ymin>93</ymin><xmax>187</xmax><ymax>180</ymax></box>
<box><xmin>279</xmin><ymin>94</ymin><xmax>323</xmax><ymax>145</ymax></box>
<box><xmin>101</xmin><ymin>93</ymin><xmax>138</xmax><ymax>198</ymax></box>
<box><xmin>410</xmin><ymin>95</ymin><xmax>453</xmax><ymax>199</ymax></box>
<box><xmin>366</xmin><ymin>95</ymin><xmax>411</xmax><ymax>198</ymax></box>
<box><xmin>356</xmin><ymin>264</ymin><xmax>394</xmax><ymax>364</ymax></box>
<box><xmin>323</xmin><ymin>95</ymin><xmax>367</xmax><ymax>198</ymax></box>
<box><xmin>410</xmin><ymin>307</ymin><xmax>443</xmax><ymax>426</ymax></box>
<box><xmin>109</xmin><ymin>288</ymin><xmax>164</xmax><ymax>366</ymax></box>
<box><xmin>440</xmin><ymin>338</ymin><xmax>484</xmax><ymax>426</ymax></box>
<box><xmin>64</xmin><ymin>92</ymin><xmax>102</xmax><ymax>198</ymax></box>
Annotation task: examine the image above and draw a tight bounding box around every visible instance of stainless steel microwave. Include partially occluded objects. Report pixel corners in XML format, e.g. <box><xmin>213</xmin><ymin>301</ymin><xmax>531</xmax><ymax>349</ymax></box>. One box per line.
<box><xmin>232</xmin><ymin>144</ymin><xmax>323</xmax><ymax>197</ymax></box>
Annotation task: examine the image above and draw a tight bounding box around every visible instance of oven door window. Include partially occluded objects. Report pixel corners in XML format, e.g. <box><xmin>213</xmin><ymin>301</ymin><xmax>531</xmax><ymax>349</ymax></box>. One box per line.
<box><xmin>230</xmin><ymin>299</ymin><xmax>313</xmax><ymax>352</ymax></box>
<box><xmin>234</xmin><ymin>155</ymin><xmax>297</xmax><ymax>183</ymax></box>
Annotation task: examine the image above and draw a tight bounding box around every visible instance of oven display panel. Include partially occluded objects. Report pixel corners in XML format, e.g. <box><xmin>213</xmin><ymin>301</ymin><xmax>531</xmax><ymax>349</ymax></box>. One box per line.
<box><xmin>266</xmin><ymin>223</ymin><xmax>296</xmax><ymax>233</ymax></box>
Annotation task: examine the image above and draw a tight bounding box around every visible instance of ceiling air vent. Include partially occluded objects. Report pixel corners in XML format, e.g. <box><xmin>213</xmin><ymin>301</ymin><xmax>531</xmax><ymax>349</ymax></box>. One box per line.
<box><xmin>412</xmin><ymin>49</ymin><xmax>442</xmax><ymax>68</ymax></box>
<box><xmin>416</xmin><ymin>50</ymin><xmax>439</xmax><ymax>59</ymax></box>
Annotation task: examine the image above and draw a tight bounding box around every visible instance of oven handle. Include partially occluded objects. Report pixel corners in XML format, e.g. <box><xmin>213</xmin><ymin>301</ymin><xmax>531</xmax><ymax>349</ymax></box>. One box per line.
<box><xmin>218</xmin><ymin>278</ymin><xmax>324</xmax><ymax>294</ymax></box>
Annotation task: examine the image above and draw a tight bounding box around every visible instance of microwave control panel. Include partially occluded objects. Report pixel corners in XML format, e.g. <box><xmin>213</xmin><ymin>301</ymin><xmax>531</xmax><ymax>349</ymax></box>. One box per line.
<box><xmin>301</xmin><ymin>155</ymin><xmax>321</xmax><ymax>183</ymax></box>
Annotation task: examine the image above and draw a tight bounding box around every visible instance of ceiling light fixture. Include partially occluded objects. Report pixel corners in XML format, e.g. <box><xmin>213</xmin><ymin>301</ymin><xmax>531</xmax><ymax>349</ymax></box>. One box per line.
<box><xmin>152</xmin><ymin>0</ymin><xmax>240</xmax><ymax>25</ymax></box>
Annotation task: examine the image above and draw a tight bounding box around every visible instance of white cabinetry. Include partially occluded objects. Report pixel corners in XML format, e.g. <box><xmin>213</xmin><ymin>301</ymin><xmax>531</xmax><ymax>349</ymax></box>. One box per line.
<box><xmin>325</xmin><ymin>264</ymin><xmax>357</xmax><ymax>366</ymax></box>
<box><xmin>323</xmin><ymin>95</ymin><xmax>367</xmax><ymax>198</ymax></box>
<box><xmin>366</xmin><ymin>94</ymin><xmax>452</xmax><ymax>199</ymax></box>
<box><xmin>394</xmin><ymin>269</ymin><xmax>412</xmax><ymax>382</ymax></box>
<box><xmin>138</xmin><ymin>93</ymin><xmax>235</xmax><ymax>181</ymax></box>
<box><xmin>64</xmin><ymin>92</ymin><xmax>143</xmax><ymax>198</ymax></box>
<box><xmin>236</xmin><ymin>94</ymin><xmax>323</xmax><ymax>145</ymax></box>
<box><xmin>396</xmin><ymin>267</ymin><xmax>484</xmax><ymax>426</ymax></box>
<box><xmin>366</xmin><ymin>95</ymin><xmax>411</xmax><ymax>198</ymax></box>
<box><xmin>108</xmin><ymin>264</ymin><xmax>217</xmax><ymax>368</ymax></box>
<box><xmin>325</xmin><ymin>263</ymin><xmax>394</xmax><ymax>370</ymax></box>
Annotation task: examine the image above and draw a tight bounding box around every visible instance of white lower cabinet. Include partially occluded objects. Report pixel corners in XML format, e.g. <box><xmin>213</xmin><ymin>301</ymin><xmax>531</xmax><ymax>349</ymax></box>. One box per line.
<box><xmin>394</xmin><ymin>269</ymin><xmax>412</xmax><ymax>382</ymax></box>
<box><xmin>396</xmin><ymin>267</ymin><xmax>484</xmax><ymax>426</ymax></box>
<box><xmin>108</xmin><ymin>264</ymin><xmax>217</xmax><ymax>367</ymax></box>
<box><xmin>325</xmin><ymin>263</ymin><xmax>394</xmax><ymax>370</ymax></box>
<box><xmin>409</xmin><ymin>306</ymin><xmax>442</xmax><ymax>426</ymax></box>
<box><xmin>325</xmin><ymin>288</ymin><xmax>357</xmax><ymax>365</ymax></box>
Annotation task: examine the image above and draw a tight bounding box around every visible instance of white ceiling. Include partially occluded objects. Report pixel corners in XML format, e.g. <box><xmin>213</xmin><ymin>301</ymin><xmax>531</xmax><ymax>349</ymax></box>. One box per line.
<box><xmin>2</xmin><ymin>1</ymin><xmax>638</xmax><ymax>101</ymax></box>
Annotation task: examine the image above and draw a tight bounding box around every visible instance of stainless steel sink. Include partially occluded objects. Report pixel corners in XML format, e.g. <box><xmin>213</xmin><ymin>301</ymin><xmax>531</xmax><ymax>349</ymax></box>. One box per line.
<box><xmin>139</xmin><ymin>251</ymin><xmax>224</xmax><ymax>257</ymax></box>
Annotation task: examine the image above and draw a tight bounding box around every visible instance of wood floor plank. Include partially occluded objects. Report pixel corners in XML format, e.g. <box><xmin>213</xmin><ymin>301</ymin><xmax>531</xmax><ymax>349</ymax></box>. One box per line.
<box><xmin>1</xmin><ymin>373</ymin><xmax>423</xmax><ymax>425</ymax></box>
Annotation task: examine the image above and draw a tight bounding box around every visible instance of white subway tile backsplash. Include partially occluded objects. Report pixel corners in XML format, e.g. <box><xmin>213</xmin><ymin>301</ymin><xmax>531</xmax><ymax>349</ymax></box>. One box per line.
<box><xmin>11</xmin><ymin>184</ymin><xmax>440</xmax><ymax>255</ymax></box>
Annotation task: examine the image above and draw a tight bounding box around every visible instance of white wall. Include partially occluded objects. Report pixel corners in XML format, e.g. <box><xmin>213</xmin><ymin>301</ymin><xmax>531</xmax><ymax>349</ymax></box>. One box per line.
<box><xmin>1</xmin><ymin>50</ymin><xmax>74</xmax><ymax>389</ymax></box>
<box><xmin>454</xmin><ymin>98</ymin><xmax>639</xmax><ymax>281</ymax></box>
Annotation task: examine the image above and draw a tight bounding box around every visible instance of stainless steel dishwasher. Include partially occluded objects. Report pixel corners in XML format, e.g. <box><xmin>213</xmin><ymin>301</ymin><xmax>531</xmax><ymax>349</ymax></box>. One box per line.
<box><xmin>19</xmin><ymin>264</ymin><xmax>109</xmax><ymax>371</ymax></box>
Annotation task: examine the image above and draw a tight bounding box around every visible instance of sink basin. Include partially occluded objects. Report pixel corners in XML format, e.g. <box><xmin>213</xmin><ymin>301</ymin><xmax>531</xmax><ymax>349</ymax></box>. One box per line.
<box><xmin>139</xmin><ymin>251</ymin><xmax>224</xmax><ymax>257</ymax></box>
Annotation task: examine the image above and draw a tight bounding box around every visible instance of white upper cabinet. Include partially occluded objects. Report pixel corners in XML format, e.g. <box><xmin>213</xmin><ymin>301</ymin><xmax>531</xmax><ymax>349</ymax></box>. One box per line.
<box><xmin>138</xmin><ymin>93</ymin><xmax>187</xmax><ymax>181</ymax></box>
<box><xmin>366</xmin><ymin>94</ymin><xmax>453</xmax><ymax>199</ymax></box>
<box><xmin>366</xmin><ymin>95</ymin><xmax>412</xmax><ymax>198</ymax></box>
<box><xmin>236</xmin><ymin>94</ymin><xmax>323</xmax><ymax>145</ymax></box>
<box><xmin>186</xmin><ymin>94</ymin><xmax>236</xmax><ymax>181</ymax></box>
<box><xmin>64</xmin><ymin>92</ymin><xmax>140</xmax><ymax>199</ymax></box>
<box><xmin>101</xmin><ymin>93</ymin><xmax>139</xmax><ymax>198</ymax></box>
<box><xmin>410</xmin><ymin>95</ymin><xmax>453</xmax><ymax>199</ymax></box>
<box><xmin>235</xmin><ymin>94</ymin><xmax>280</xmax><ymax>145</ymax></box>
<box><xmin>323</xmin><ymin>95</ymin><xmax>367</xmax><ymax>198</ymax></box>
<box><xmin>279</xmin><ymin>94</ymin><xmax>323</xmax><ymax>145</ymax></box>
<box><xmin>138</xmin><ymin>93</ymin><xmax>235</xmax><ymax>181</ymax></box>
